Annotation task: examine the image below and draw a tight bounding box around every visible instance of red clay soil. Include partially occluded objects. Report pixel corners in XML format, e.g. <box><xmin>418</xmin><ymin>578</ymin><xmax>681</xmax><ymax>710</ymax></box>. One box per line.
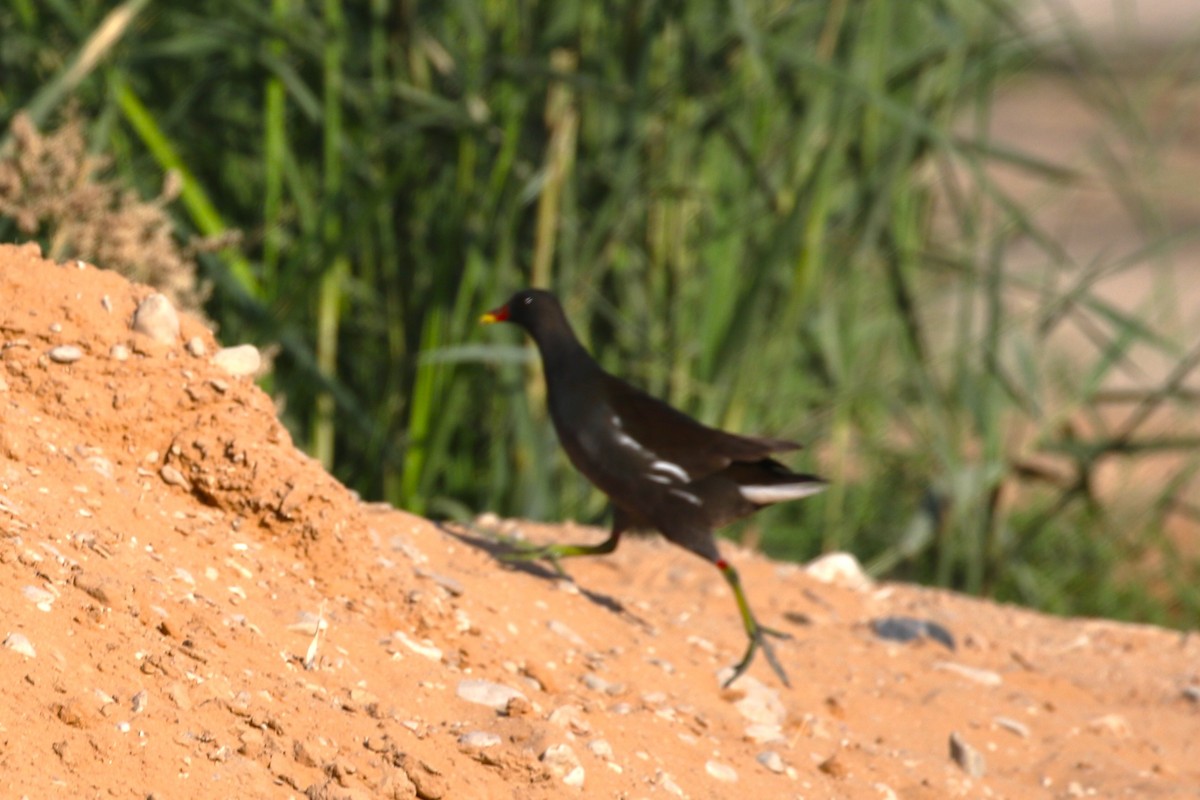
<box><xmin>1</xmin><ymin>241</ymin><xmax>1197</xmax><ymax>799</ymax></box>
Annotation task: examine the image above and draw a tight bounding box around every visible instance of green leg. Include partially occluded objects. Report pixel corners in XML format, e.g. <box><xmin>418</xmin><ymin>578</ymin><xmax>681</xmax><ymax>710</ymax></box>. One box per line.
<box><xmin>500</xmin><ymin>531</ymin><xmax>621</xmax><ymax>576</ymax></box>
<box><xmin>717</xmin><ymin>559</ymin><xmax>791</xmax><ymax>688</ymax></box>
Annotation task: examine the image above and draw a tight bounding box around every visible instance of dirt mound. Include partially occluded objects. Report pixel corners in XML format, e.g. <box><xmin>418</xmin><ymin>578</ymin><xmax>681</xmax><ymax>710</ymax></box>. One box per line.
<box><xmin>1</xmin><ymin>242</ymin><xmax>1197</xmax><ymax>798</ymax></box>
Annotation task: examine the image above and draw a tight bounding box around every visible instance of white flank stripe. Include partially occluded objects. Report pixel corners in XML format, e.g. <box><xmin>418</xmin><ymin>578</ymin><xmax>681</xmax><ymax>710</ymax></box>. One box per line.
<box><xmin>650</xmin><ymin>460</ymin><xmax>690</xmax><ymax>483</ymax></box>
<box><xmin>614</xmin><ymin>431</ymin><xmax>651</xmax><ymax>456</ymax></box>
<box><xmin>647</xmin><ymin>474</ymin><xmax>673</xmax><ymax>485</ymax></box>
<box><xmin>668</xmin><ymin>488</ymin><xmax>703</xmax><ymax>506</ymax></box>
<box><xmin>739</xmin><ymin>483</ymin><xmax>827</xmax><ymax>504</ymax></box>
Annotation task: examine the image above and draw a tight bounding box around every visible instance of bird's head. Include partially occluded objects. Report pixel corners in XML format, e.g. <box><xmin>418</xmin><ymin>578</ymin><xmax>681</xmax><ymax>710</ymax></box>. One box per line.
<box><xmin>480</xmin><ymin>289</ymin><xmax>563</xmax><ymax>334</ymax></box>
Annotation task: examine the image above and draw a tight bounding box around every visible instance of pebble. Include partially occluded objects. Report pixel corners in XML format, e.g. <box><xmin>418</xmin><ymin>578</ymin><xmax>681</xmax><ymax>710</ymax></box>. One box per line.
<box><xmin>734</xmin><ymin>676</ymin><xmax>787</xmax><ymax>728</ymax></box>
<box><xmin>458</xmin><ymin>731</ymin><xmax>501</xmax><ymax>749</ymax></box>
<box><xmin>1183</xmin><ymin>685</ymin><xmax>1200</xmax><ymax>703</ymax></box>
<box><xmin>656</xmin><ymin>770</ymin><xmax>686</xmax><ymax>797</ymax></box>
<box><xmin>934</xmin><ymin>661</ymin><xmax>1002</xmax><ymax>687</ymax></box>
<box><xmin>21</xmin><ymin>586</ymin><xmax>55</xmax><ymax>610</ymax></box>
<box><xmin>541</xmin><ymin>743</ymin><xmax>584</xmax><ymax>785</ymax></box>
<box><xmin>132</xmin><ymin>293</ymin><xmax>180</xmax><ymax>344</ymax></box>
<box><xmin>109</xmin><ymin>344</ymin><xmax>130</xmax><ymax>361</ymax></box>
<box><xmin>393</xmin><ymin>630</ymin><xmax>443</xmax><ymax>662</ymax></box>
<box><xmin>994</xmin><ymin>716</ymin><xmax>1030</xmax><ymax>738</ymax></box>
<box><xmin>1087</xmin><ymin>713</ymin><xmax>1131</xmax><ymax>738</ymax></box>
<box><xmin>213</xmin><ymin>344</ymin><xmax>262</xmax><ymax>376</ymax></box>
<box><xmin>185</xmin><ymin>336</ymin><xmax>207</xmax><ymax>357</ymax></box>
<box><xmin>744</xmin><ymin>723</ymin><xmax>785</xmax><ymax>744</ymax></box>
<box><xmin>548</xmin><ymin>704</ymin><xmax>591</xmax><ymax>734</ymax></box>
<box><xmin>3</xmin><ymin>632</ymin><xmax>36</xmax><ymax>658</ymax></box>
<box><xmin>160</xmin><ymin>465</ymin><xmax>190</xmax><ymax>489</ymax></box>
<box><xmin>131</xmin><ymin>690</ymin><xmax>148</xmax><ymax>713</ymax></box>
<box><xmin>871</xmin><ymin>616</ymin><xmax>956</xmax><ymax>650</ymax></box>
<box><xmin>949</xmin><ymin>731</ymin><xmax>986</xmax><ymax>777</ymax></box>
<box><xmin>705</xmin><ymin>760</ymin><xmax>738</xmax><ymax>783</ymax></box>
<box><xmin>456</xmin><ymin>679</ymin><xmax>527</xmax><ymax>711</ymax></box>
<box><xmin>805</xmin><ymin>552</ymin><xmax>871</xmax><ymax>589</ymax></box>
<box><xmin>757</xmin><ymin>750</ymin><xmax>786</xmax><ymax>773</ymax></box>
<box><xmin>587</xmin><ymin>739</ymin><xmax>614</xmax><ymax>761</ymax></box>
<box><xmin>48</xmin><ymin>345</ymin><xmax>83</xmax><ymax>363</ymax></box>
<box><xmin>582</xmin><ymin>673</ymin><xmax>625</xmax><ymax>696</ymax></box>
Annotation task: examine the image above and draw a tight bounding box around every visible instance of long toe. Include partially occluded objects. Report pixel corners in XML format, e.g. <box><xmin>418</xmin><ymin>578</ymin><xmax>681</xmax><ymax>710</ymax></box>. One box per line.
<box><xmin>722</xmin><ymin>627</ymin><xmax>791</xmax><ymax>689</ymax></box>
<box><xmin>757</xmin><ymin>630</ymin><xmax>791</xmax><ymax>688</ymax></box>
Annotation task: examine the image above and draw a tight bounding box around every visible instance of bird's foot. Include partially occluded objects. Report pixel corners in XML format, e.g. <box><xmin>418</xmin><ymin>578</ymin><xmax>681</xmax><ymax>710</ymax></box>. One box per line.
<box><xmin>723</xmin><ymin>624</ymin><xmax>791</xmax><ymax>689</ymax></box>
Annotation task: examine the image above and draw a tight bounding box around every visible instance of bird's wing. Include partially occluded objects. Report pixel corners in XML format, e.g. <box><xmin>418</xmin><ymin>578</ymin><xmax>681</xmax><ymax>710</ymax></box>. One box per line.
<box><xmin>604</xmin><ymin>375</ymin><xmax>800</xmax><ymax>482</ymax></box>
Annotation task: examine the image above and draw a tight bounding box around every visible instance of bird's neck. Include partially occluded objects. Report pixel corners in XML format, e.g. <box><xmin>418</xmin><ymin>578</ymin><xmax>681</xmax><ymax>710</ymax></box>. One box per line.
<box><xmin>534</xmin><ymin>330</ymin><xmax>594</xmax><ymax>378</ymax></box>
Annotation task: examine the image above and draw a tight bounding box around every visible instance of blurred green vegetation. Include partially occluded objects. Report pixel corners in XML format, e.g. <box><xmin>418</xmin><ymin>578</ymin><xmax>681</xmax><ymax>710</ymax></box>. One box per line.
<box><xmin>2</xmin><ymin>0</ymin><xmax>1198</xmax><ymax>625</ymax></box>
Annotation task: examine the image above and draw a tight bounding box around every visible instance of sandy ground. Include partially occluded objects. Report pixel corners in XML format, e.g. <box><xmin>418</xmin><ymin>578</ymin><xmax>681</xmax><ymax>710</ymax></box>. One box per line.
<box><xmin>2</xmin><ymin>243</ymin><xmax>1200</xmax><ymax>799</ymax></box>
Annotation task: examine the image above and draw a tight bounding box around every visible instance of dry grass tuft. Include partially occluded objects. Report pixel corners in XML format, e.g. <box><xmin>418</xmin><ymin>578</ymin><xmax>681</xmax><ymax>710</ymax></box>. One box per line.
<box><xmin>0</xmin><ymin>111</ymin><xmax>210</xmax><ymax>311</ymax></box>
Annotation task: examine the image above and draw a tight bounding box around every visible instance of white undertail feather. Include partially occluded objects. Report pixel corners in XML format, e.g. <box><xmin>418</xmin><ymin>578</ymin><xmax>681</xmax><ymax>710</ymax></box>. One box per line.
<box><xmin>738</xmin><ymin>482</ymin><xmax>828</xmax><ymax>504</ymax></box>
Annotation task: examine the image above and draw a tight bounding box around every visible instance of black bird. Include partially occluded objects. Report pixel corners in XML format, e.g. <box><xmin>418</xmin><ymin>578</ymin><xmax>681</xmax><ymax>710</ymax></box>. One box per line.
<box><xmin>481</xmin><ymin>289</ymin><xmax>826</xmax><ymax>687</ymax></box>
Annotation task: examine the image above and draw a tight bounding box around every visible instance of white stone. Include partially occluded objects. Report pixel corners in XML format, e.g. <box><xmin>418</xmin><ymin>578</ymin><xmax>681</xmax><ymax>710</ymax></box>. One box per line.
<box><xmin>705</xmin><ymin>760</ymin><xmax>738</xmax><ymax>783</ymax></box>
<box><xmin>213</xmin><ymin>344</ymin><xmax>262</xmax><ymax>376</ymax></box>
<box><xmin>132</xmin><ymin>293</ymin><xmax>180</xmax><ymax>344</ymax></box>
<box><xmin>805</xmin><ymin>551</ymin><xmax>872</xmax><ymax>589</ymax></box>
<box><xmin>456</xmin><ymin>679</ymin><xmax>527</xmax><ymax>711</ymax></box>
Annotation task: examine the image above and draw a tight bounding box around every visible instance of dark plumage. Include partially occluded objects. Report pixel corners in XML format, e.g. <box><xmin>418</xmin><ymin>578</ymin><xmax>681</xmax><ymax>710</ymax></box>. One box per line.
<box><xmin>482</xmin><ymin>289</ymin><xmax>826</xmax><ymax>687</ymax></box>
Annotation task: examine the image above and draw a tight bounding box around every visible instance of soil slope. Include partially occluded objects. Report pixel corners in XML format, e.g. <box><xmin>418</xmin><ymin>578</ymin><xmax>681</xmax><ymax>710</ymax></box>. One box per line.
<box><xmin>1</xmin><ymin>242</ymin><xmax>1197</xmax><ymax>799</ymax></box>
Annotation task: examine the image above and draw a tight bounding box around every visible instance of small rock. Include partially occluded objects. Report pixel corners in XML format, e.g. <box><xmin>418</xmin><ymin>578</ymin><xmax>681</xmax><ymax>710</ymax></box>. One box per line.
<box><xmin>805</xmin><ymin>552</ymin><xmax>871</xmax><ymax>589</ymax></box>
<box><xmin>949</xmin><ymin>731</ymin><xmax>986</xmax><ymax>777</ymax></box>
<box><xmin>458</xmin><ymin>731</ymin><xmax>501</xmax><ymax>749</ymax></box>
<box><xmin>871</xmin><ymin>616</ymin><xmax>956</xmax><ymax>650</ymax></box>
<box><xmin>756</xmin><ymin>750</ymin><xmax>785</xmax><ymax>773</ymax></box>
<box><xmin>994</xmin><ymin>716</ymin><xmax>1030</xmax><ymax>738</ymax></box>
<box><xmin>587</xmin><ymin>739</ymin><xmax>614</xmax><ymax>761</ymax></box>
<box><xmin>934</xmin><ymin>661</ymin><xmax>1002</xmax><ymax>687</ymax></box>
<box><xmin>1087</xmin><ymin>713</ymin><xmax>1131</xmax><ymax>738</ymax></box>
<box><xmin>733</xmin><ymin>676</ymin><xmax>787</xmax><ymax>727</ymax></box>
<box><xmin>656</xmin><ymin>770</ymin><xmax>686</xmax><ymax>797</ymax></box>
<box><xmin>818</xmin><ymin>752</ymin><xmax>848</xmax><ymax>778</ymax></box>
<box><xmin>160</xmin><ymin>465</ymin><xmax>190</xmax><ymax>490</ymax></box>
<box><xmin>705</xmin><ymin>760</ymin><xmax>738</xmax><ymax>783</ymax></box>
<box><xmin>456</xmin><ymin>679</ymin><xmax>527</xmax><ymax>712</ymax></box>
<box><xmin>109</xmin><ymin>344</ymin><xmax>130</xmax><ymax>361</ymax></box>
<box><xmin>132</xmin><ymin>293</ymin><xmax>180</xmax><ymax>344</ymax></box>
<box><xmin>562</xmin><ymin>766</ymin><xmax>585</xmax><ymax>787</ymax></box>
<box><xmin>185</xmin><ymin>336</ymin><xmax>207</xmax><ymax>357</ymax></box>
<box><xmin>55</xmin><ymin>699</ymin><xmax>95</xmax><ymax>728</ymax></box>
<box><xmin>86</xmin><ymin>455</ymin><xmax>114</xmax><ymax>480</ymax></box>
<box><xmin>48</xmin><ymin>345</ymin><xmax>83</xmax><ymax>364</ymax></box>
<box><xmin>213</xmin><ymin>344</ymin><xmax>262</xmax><ymax>376</ymax></box>
<box><xmin>744</xmin><ymin>723</ymin><xmax>785</xmax><ymax>744</ymax></box>
<box><xmin>1183</xmin><ymin>685</ymin><xmax>1200</xmax><ymax>704</ymax></box>
<box><xmin>3</xmin><ymin>632</ymin><xmax>36</xmax><ymax>658</ymax></box>
<box><xmin>582</xmin><ymin>673</ymin><xmax>624</xmax><ymax>696</ymax></box>
<box><xmin>393</xmin><ymin>631</ymin><xmax>443</xmax><ymax>662</ymax></box>
<box><xmin>542</xmin><ymin>743</ymin><xmax>583</xmax><ymax>784</ymax></box>
<box><xmin>395</xmin><ymin>753</ymin><xmax>446</xmax><ymax>800</ymax></box>
<box><xmin>22</xmin><ymin>585</ymin><xmax>56</xmax><ymax>609</ymax></box>
<box><xmin>131</xmin><ymin>690</ymin><xmax>148</xmax><ymax>713</ymax></box>
<box><xmin>73</xmin><ymin>572</ymin><xmax>121</xmax><ymax>607</ymax></box>
<box><xmin>548</xmin><ymin>704</ymin><xmax>591</xmax><ymax>734</ymax></box>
